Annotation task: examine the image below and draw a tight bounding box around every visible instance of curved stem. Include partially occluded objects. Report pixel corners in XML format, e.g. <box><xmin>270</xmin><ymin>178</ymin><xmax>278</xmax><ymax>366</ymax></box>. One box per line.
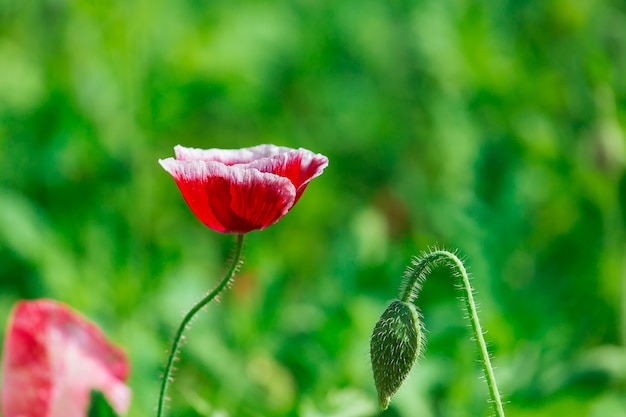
<box><xmin>156</xmin><ymin>233</ymin><xmax>245</xmax><ymax>417</ymax></box>
<box><xmin>400</xmin><ymin>250</ymin><xmax>505</xmax><ymax>417</ymax></box>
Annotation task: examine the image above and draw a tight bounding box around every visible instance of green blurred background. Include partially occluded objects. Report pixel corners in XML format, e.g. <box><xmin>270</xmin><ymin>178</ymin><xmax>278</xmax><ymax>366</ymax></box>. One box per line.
<box><xmin>1</xmin><ymin>0</ymin><xmax>626</xmax><ymax>416</ymax></box>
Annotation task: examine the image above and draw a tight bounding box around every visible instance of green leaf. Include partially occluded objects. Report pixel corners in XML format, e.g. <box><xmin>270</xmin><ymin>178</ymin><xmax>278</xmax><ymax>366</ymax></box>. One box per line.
<box><xmin>88</xmin><ymin>390</ymin><xmax>120</xmax><ymax>417</ymax></box>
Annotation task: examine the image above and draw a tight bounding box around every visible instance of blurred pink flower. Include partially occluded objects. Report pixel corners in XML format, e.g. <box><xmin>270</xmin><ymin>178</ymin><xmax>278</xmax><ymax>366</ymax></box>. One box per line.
<box><xmin>1</xmin><ymin>299</ymin><xmax>131</xmax><ymax>417</ymax></box>
<box><xmin>159</xmin><ymin>144</ymin><xmax>329</xmax><ymax>233</ymax></box>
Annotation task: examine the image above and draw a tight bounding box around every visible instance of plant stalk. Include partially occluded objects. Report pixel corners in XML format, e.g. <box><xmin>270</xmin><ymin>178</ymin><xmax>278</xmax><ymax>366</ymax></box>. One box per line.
<box><xmin>156</xmin><ymin>233</ymin><xmax>245</xmax><ymax>417</ymax></box>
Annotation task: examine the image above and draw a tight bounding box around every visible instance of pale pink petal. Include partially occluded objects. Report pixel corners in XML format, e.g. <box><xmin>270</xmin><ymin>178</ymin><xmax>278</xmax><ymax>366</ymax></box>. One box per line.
<box><xmin>1</xmin><ymin>299</ymin><xmax>131</xmax><ymax>417</ymax></box>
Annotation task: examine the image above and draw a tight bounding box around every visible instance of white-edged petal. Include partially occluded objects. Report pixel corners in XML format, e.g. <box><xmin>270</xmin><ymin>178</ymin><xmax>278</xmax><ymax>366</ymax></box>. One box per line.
<box><xmin>174</xmin><ymin>144</ymin><xmax>295</xmax><ymax>165</ymax></box>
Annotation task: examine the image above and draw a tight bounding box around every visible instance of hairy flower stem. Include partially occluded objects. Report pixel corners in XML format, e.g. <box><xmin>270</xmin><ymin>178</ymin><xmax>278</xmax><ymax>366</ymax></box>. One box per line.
<box><xmin>400</xmin><ymin>250</ymin><xmax>505</xmax><ymax>417</ymax></box>
<box><xmin>156</xmin><ymin>233</ymin><xmax>245</xmax><ymax>417</ymax></box>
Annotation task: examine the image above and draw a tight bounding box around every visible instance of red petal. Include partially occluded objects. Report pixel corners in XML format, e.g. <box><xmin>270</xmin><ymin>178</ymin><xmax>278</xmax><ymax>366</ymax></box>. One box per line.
<box><xmin>246</xmin><ymin>148</ymin><xmax>329</xmax><ymax>200</ymax></box>
<box><xmin>159</xmin><ymin>159</ymin><xmax>296</xmax><ymax>233</ymax></box>
<box><xmin>1</xmin><ymin>303</ymin><xmax>50</xmax><ymax>417</ymax></box>
<box><xmin>1</xmin><ymin>299</ymin><xmax>131</xmax><ymax>417</ymax></box>
<box><xmin>227</xmin><ymin>168</ymin><xmax>297</xmax><ymax>230</ymax></box>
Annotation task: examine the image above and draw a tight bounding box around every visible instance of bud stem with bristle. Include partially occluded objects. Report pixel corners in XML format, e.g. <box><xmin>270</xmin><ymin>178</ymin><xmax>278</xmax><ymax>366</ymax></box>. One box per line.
<box><xmin>370</xmin><ymin>249</ymin><xmax>506</xmax><ymax>417</ymax></box>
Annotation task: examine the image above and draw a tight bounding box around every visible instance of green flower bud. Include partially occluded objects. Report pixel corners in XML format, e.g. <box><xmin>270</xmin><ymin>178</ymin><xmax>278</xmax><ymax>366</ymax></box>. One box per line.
<box><xmin>370</xmin><ymin>300</ymin><xmax>422</xmax><ymax>410</ymax></box>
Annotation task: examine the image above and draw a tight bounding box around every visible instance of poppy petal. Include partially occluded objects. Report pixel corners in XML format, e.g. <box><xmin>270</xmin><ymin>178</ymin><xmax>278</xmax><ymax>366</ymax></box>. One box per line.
<box><xmin>245</xmin><ymin>148</ymin><xmax>329</xmax><ymax>200</ymax></box>
<box><xmin>1</xmin><ymin>299</ymin><xmax>131</xmax><ymax>417</ymax></box>
<box><xmin>159</xmin><ymin>158</ymin><xmax>296</xmax><ymax>233</ymax></box>
<box><xmin>173</xmin><ymin>144</ymin><xmax>295</xmax><ymax>166</ymax></box>
<box><xmin>161</xmin><ymin>144</ymin><xmax>327</xmax><ymax>233</ymax></box>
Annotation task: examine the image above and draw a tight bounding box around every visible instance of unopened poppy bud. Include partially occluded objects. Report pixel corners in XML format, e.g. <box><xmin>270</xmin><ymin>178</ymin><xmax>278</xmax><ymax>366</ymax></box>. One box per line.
<box><xmin>370</xmin><ymin>300</ymin><xmax>422</xmax><ymax>410</ymax></box>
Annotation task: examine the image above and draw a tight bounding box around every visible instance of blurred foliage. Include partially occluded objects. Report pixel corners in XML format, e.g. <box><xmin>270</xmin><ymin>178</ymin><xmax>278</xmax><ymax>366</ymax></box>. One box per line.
<box><xmin>89</xmin><ymin>390</ymin><xmax>120</xmax><ymax>417</ymax></box>
<box><xmin>1</xmin><ymin>0</ymin><xmax>626</xmax><ymax>416</ymax></box>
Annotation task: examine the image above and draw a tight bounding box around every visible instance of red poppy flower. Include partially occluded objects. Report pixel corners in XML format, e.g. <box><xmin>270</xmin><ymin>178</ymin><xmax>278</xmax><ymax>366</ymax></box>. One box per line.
<box><xmin>159</xmin><ymin>144</ymin><xmax>329</xmax><ymax>234</ymax></box>
<box><xmin>1</xmin><ymin>299</ymin><xmax>131</xmax><ymax>417</ymax></box>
